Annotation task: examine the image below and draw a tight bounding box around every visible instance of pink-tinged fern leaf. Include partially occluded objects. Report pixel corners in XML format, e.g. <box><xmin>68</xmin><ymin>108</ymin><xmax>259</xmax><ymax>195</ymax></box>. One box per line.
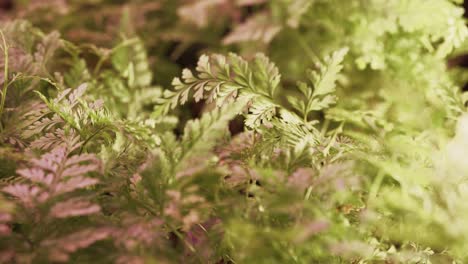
<box><xmin>22</xmin><ymin>112</ymin><xmax>63</xmax><ymax>139</ymax></box>
<box><xmin>49</xmin><ymin>198</ymin><xmax>100</xmax><ymax>218</ymax></box>
<box><xmin>0</xmin><ymin>196</ymin><xmax>13</xmax><ymax>236</ymax></box>
<box><xmin>16</xmin><ymin>168</ymin><xmax>53</xmax><ymax>186</ymax></box>
<box><xmin>111</xmin><ymin>216</ymin><xmax>168</xmax><ymax>264</ymax></box>
<box><xmin>29</xmin><ymin>83</ymin><xmax>118</xmax><ymax>153</ymax></box>
<box><xmin>53</xmin><ymin>83</ymin><xmax>87</xmax><ymax>108</ymax></box>
<box><xmin>223</xmin><ymin>12</ymin><xmax>282</xmax><ymax>45</ymax></box>
<box><xmin>2</xmin><ymin>184</ymin><xmax>49</xmax><ymax>208</ymax></box>
<box><xmin>2</xmin><ymin>144</ymin><xmax>101</xmax><ymax>211</ymax></box>
<box><xmin>0</xmin><ymin>212</ymin><xmax>12</xmax><ymax>235</ymax></box>
<box><xmin>33</xmin><ymin>31</ymin><xmax>62</xmax><ymax>68</ymax></box>
<box><xmin>178</xmin><ymin>0</ymin><xmax>228</xmax><ymax>28</ymax></box>
<box><xmin>1</xmin><ymin>144</ymin><xmax>104</xmax><ymax>262</ymax></box>
<box><xmin>29</xmin><ymin>128</ymin><xmax>81</xmax><ymax>151</ymax></box>
<box><xmin>2</xmin><ymin>102</ymin><xmax>48</xmax><ymax>148</ymax></box>
<box><xmin>41</xmin><ymin>227</ymin><xmax>112</xmax><ymax>262</ymax></box>
<box><xmin>55</xmin><ymin>176</ymin><xmax>99</xmax><ymax>196</ymax></box>
<box><xmin>113</xmin><ymin>217</ymin><xmax>164</xmax><ymax>250</ymax></box>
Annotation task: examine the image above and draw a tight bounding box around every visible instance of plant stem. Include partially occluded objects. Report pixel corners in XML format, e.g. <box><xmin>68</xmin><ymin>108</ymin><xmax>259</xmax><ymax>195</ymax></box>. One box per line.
<box><xmin>79</xmin><ymin>125</ymin><xmax>109</xmax><ymax>154</ymax></box>
<box><xmin>292</xmin><ymin>30</ymin><xmax>321</xmax><ymax>63</ymax></box>
<box><xmin>0</xmin><ymin>29</ymin><xmax>9</xmax><ymax>132</ymax></box>
<box><xmin>368</xmin><ymin>170</ymin><xmax>385</xmax><ymax>203</ymax></box>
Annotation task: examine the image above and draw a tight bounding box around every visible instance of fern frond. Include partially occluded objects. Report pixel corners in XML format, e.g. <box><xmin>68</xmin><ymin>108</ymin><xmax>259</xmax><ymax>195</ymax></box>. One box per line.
<box><xmin>178</xmin><ymin>99</ymin><xmax>248</xmax><ymax>167</ymax></box>
<box><xmin>41</xmin><ymin>227</ymin><xmax>112</xmax><ymax>262</ymax></box>
<box><xmin>288</xmin><ymin>48</ymin><xmax>348</xmax><ymax>121</ymax></box>
<box><xmin>223</xmin><ymin>12</ymin><xmax>281</xmax><ymax>45</ymax></box>
<box><xmin>1</xmin><ymin>143</ymin><xmax>103</xmax><ymax>261</ymax></box>
<box><xmin>177</xmin><ymin>0</ymin><xmax>229</xmax><ymax>28</ymax></box>
<box><xmin>111</xmin><ymin>38</ymin><xmax>152</xmax><ymax>88</ymax></box>
<box><xmin>156</xmin><ymin>52</ymin><xmax>280</xmax><ymax>115</ymax></box>
<box><xmin>3</xmin><ymin>142</ymin><xmax>101</xmax><ymax>217</ymax></box>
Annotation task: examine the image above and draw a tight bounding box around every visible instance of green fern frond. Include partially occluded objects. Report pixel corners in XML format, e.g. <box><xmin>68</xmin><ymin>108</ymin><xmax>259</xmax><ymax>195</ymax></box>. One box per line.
<box><xmin>288</xmin><ymin>48</ymin><xmax>348</xmax><ymax>121</ymax></box>
<box><xmin>178</xmin><ymin>98</ymin><xmax>248</xmax><ymax>167</ymax></box>
<box><xmin>155</xmin><ymin>53</ymin><xmax>281</xmax><ymax>115</ymax></box>
<box><xmin>111</xmin><ymin>38</ymin><xmax>152</xmax><ymax>88</ymax></box>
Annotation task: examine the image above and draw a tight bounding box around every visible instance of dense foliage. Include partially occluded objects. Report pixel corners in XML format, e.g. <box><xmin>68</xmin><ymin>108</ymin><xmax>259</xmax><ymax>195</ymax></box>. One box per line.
<box><xmin>1</xmin><ymin>0</ymin><xmax>468</xmax><ymax>263</ymax></box>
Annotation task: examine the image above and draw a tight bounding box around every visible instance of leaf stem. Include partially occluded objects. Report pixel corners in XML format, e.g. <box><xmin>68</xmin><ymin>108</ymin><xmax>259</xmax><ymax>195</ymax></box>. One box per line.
<box><xmin>322</xmin><ymin>122</ymin><xmax>343</xmax><ymax>157</ymax></box>
<box><xmin>368</xmin><ymin>170</ymin><xmax>385</xmax><ymax>203</ymax></box>
<box><xmin>79</xmin><ymin>125</ymin><xmax>110</xmax><ymax>154</ymax></box>
<box><xmin>292</xmin><ymin>30</ymin><xmax>321</xmax><ymax>63</ymax></box>
<box><xmin>0</xmin><ymin>29</ymin><xmax>9</xmax><ymax>132</ymax></box>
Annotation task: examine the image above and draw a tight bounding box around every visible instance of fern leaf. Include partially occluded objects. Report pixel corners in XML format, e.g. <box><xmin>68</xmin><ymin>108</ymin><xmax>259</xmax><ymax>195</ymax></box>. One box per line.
<box><xmin>42</xmin><ymin>227</ymin><xmax>112</xmax><ymax>262</ymax></box>
<box><xmin>177</xmin><ymin>0</ymin><xmax>228</xmax><ymax>28</ymax></box>
<box><xmin>244</xmin><ymin>97</ymin><xmax>277</xmax><ymax>128</ymax></box>
<box><xmin>156</xmin><ymin>53</ymin><xmax>281</xmax><ymax>131</ymax></box>
<box><xmin>111</xmin><ymin>38</ymin><xmax>152</xmax><ymax>88</ymax></box>
<box><xmin>49</xmin><ymin>198</ymin><xmax>100</xmax><ymax>218</ymax></box>
<box><xmin>3</xmin><ymin>145</ymin><xmax>100</xmax><ymax>210</ymax></box>
<box><xmin>289</xmin><ymin>48</ymin><xmax>348</xmax><ymax>120</ymax></box>
<box><xmin>223</xmin><ymin>12</ymin><xmax>281</xmax><ymax>45</ymax></box>
<box><xmin>179</xmin><ymin>99</ymin><xmax>248</xmax><ymax>165</ymax></box>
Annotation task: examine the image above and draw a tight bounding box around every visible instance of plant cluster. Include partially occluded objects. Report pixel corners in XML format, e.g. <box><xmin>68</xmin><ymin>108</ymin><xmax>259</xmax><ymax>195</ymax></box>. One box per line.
<box><xmin>1</xmin><ymin>0</ymin><xmax>468</xmax><ymax>263</ymax></box>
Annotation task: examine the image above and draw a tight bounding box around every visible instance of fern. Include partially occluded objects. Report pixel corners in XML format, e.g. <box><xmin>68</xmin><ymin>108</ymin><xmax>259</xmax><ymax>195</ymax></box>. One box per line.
<box><xmin>2</xmin><ymin>1</ymin><xmax>468</xmax><ymax>263</ymax></box>
<box><xmin>288</xmin><ymin>48</ymin><xmax>348</xmax><ymax>121</ymax></box>
<box><xmin>1</xmin><ymin>144</ymin><xmax>105</xmax><ymax>262</ymax></box>
<box><xmin>157</xmin><ymin>49</ymin><xmax>347</xmax><ymax>131</ymax></box>
<box><xmin>156</xmin><ymin>52</ymin><xmax>279</xmax><ymax>114</ymax></box>
<box><xmin>175</xmin><ymin>99</ymin><xmax>248</xmax><ymax>171</ymax></box>
<box><xmin>111</xmin><ymin>38</ymin><xmax>152</xmax><ymax>89</ymax></box>
<box><xmin>222</xmin><ymin>12</ymin><xmax>282</xmax><ymax>45</ymax></box>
